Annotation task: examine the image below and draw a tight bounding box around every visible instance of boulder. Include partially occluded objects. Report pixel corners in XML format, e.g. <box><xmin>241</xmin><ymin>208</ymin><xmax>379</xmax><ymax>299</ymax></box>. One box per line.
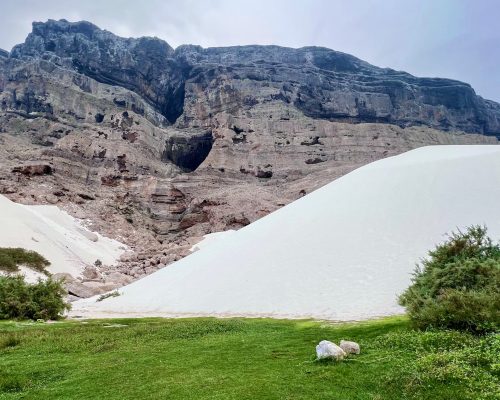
<box><xmin>12</xmin><ymin>163</ymin><xmax>54</xmax><ymax>176</ymax></box>
<box><xmin>76</xmin><ymin>227</ymin><xmax>99</xmax><ymax>242</ymax></box>
<box><xmin>160</xmin><ymin>255</ymin><xmax>171</xmax><ymax>265</ymax></box>
<box><xmin>81</xmin><ymin>281</ymin><xmax>119</xmax><ymax>293</ymax></box>
<box><xmin>105</xmin><ymin>271</ymin><xmax>132</xmax><ymax>285</ymax></box>
<box><xmin>44</xmin><ymin>194</ymin><xmax>59</xmax><ymax>204</ymax></box>
<box><xmin>81</xmin><ymin>265</ymin><xmax>102</xmax><ymax>281</ymax></box>
<box><xmin>339</xmin><ymin>340</ymin><xmax>360</xmax><ymax>355</ymax></box>
<box><xmin>316</xmin><ymin>340</ymin><xmax>346</xmax><ymax>361</ymax></box>
<box><xmin>52</xmin><ymin>272</ymin><xmax>75</xmax><ymax>283</ymax></box>
<box><xmin>119</xmin><ymin>251</ymin><xmax>135</xmax><ymax>262</ymax></box>
<box><xmin>65</xmin><ymin>281</ymin><xmax>101</xmax><ymax>298</ymax></box>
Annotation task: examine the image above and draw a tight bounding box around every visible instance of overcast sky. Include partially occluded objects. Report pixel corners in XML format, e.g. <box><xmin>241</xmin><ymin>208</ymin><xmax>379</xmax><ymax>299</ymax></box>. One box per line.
<box><xmin>1</xmin><ymin>0</ymin><xmax>499</xmax><ymax>102</ymax></box>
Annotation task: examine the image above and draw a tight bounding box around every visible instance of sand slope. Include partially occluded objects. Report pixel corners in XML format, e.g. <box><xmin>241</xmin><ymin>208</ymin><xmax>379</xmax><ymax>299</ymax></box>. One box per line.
<box><xmin>0</xmin><ymin>195</ymin><xmax>125</xmax><ymax>278</ymax></box>
<box><xmin>72</xmin><ymin>146</ymin><xmax>500</xmax><ymax>320</ymax></box>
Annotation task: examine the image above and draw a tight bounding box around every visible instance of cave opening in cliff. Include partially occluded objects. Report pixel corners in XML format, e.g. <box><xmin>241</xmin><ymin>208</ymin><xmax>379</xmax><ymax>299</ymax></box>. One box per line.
<box><xmin>162</xmin><ymin>131</ymin><xmax>214</xmax><ymax>172</ymax></box>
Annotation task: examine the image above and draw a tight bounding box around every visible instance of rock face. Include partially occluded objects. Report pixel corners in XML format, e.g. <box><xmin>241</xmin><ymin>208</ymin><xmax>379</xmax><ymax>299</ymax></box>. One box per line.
<box><xmin>10</xmin><ymin>19</ymin><xmax>500</xmax><ymax>135</ymax></box>
<box><xmin>0</xmin><ymin>19</ymin><xmax>499</xmax><ymax>287</ymax></box>
<box><xmin>11</xmin><ymin>20</ymin><xmax>187</xmax><ymax>124</ymax></box>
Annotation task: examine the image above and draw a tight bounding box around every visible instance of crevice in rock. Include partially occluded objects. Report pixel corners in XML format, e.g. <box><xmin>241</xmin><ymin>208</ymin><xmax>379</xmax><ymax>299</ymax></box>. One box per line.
<box><xmin>162</xmin><ymin>82</ymin><xmax>186</xmax><ymax>124</ymax></box>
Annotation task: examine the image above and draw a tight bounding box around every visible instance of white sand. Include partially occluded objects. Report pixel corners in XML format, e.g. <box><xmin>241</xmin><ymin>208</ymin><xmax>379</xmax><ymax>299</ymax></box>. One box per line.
<box><xmin>0</xmin><ymin>195</ymin><xmax>126</xmax><ymax>277</ymax></box>
<box><xmin>190</xmin><ymin>230</ymin><xmax>236</xmax><ymax>252</ymax></box>
<box><xmin>72</xmin><ymin>145</ymin><xmax>500</xmax><ymax>320</ymax></box>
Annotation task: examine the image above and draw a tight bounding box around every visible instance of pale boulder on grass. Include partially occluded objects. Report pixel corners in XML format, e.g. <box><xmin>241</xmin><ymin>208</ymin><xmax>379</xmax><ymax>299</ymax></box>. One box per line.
<box><xmin>340</xmin><ymin>340</ymin><xmax>360</xmax><ymax>355</ymax></box>
<box><xmin>316</xmin><ymin>340</ymin><xmax>346</xmax><ymax>361</ymax></box>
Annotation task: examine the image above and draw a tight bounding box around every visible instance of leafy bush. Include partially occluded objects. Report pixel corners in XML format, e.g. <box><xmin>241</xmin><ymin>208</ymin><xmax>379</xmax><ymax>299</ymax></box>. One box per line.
<box><xmin>0</xmin><ymin>248</ymin><xmax>50</xmax><ymax>274</ymax></box>
<box><xmin>399</xmin><ymin>226</ymin><xmax>500</xmax><ymax>333</ymax></box>
<box><xmin>0</xmin><ymin>275</ymin><xmax>70</xmax><ymax>320</ymax></box>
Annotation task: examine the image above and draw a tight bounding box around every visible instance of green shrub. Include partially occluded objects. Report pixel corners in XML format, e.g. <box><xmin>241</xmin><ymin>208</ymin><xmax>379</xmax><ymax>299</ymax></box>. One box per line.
<box><xmin>0</xmin><ymin>248</ymin><xmax>50</xmax><ymax>274</ymax></box>
<box><xmin>0</xmin><ymin>275</ymin><xmax>70</xmax><ymax>320</ymax></box>
<box><xmin>97</xmin><ymin>290</ymin><xmax>120</xmax><ymax>302</ymax></box>
<box><xmin>399</xmin><ymin>226</ymin><xmax>500</xmax><ymax>333</ymax></box>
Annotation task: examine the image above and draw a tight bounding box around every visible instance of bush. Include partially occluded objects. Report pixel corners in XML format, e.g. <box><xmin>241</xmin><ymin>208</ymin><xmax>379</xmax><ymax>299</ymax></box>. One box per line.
<box><xmin>0</xmin><ymin>275</ymin><xmax>70</xmax><ymax>320</ymax></box>
<box><xmin>0</xmin><ymin>248</ymin><xmax>50</xmax><ymax>274</ymax></box>
<box><xmin>97</xmin><ymin>290</ymin><xmax>120</xmax><ymax>302</ymax></box>
<box><xmin>399</xmin><ymin>226</ymin><xmax>500</xmax><ymax>333</ymax></box>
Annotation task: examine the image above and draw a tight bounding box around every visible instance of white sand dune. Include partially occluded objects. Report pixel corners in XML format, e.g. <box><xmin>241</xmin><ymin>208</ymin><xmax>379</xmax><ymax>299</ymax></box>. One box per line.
<box><xmin>0</xmin><ymin>195</ymin><xmax>125</xmax><ymax>278</ymax></box>
<box><xmin>72</xmin><ymin>145</ymin><xmax>500</xmax><ymax>320</ymax></box>
<box><xmin>190</xmin><ymin>230</ymin><xmax>236</xmax><ymax>252</ymax></box>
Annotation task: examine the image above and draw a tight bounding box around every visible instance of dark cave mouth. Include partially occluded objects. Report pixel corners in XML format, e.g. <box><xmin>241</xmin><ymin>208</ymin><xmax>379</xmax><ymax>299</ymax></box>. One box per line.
<box><xmin>162</xmin><ymin>131</ymin><xmax>214</xmax><ymax>172</ymax></box>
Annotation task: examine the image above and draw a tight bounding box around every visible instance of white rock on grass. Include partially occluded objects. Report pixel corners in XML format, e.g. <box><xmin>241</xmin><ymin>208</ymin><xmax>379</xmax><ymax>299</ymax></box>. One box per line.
<box><xmin>316</xmin><ymin>340</ymin><xmax>346</xmax><ymax>361</ymax></box>
<box><xmin>339</xmin><ymin>340</ymin><xmax>360</xmax><ymax>355</ymax></box>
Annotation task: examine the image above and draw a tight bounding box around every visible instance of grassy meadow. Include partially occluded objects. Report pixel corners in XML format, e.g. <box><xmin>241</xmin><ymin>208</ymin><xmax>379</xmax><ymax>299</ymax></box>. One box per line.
<box><xmin>0</xmin><ymin>316</ymin><xmax>498</xmax><ymax>399</ymax></box>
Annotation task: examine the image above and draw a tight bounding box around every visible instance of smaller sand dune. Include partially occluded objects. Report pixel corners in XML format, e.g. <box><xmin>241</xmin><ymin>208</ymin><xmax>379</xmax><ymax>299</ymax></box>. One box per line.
<box><xmin>0</xmin><ymin>195</ymin><xmax>125</xmax><ymax>278</ymax></box>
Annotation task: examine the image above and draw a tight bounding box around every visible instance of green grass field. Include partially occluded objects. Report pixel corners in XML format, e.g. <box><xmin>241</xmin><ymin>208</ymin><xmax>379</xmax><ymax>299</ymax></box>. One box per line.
<box><xmin>0</xmin><ymin>317</ymin><xmax>498</xmax><ymax>399</ymax></box>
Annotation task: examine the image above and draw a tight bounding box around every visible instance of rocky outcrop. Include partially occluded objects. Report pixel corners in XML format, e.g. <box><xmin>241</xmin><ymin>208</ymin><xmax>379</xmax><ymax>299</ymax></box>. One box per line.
<box><xmin>178</xmin><ymin>46</ymin><xmax>500</xmax><ymax>135</ymax></box>
<box><xmin>0</xmin><ymin>19</ymin><xmax>499</xmax><ymax>291</ymax></box>
<box><xmin>10</xmin><ymin>19</ymin><xmax>500</xmax><ymax>135</ymax></box>
<box><xmin>12</xmin><ymin>163</ymin><xmax>53</xmax><ymax>176</ymax></box>
<box><xmin>0</xmin><ymin>49</ymin><xmax>8</xmax><ymax>58</ymax></box>
<box><xmin>11</xmin><ymin>19</ymin><xmax>188</xmax><ymax>124</ymax></box>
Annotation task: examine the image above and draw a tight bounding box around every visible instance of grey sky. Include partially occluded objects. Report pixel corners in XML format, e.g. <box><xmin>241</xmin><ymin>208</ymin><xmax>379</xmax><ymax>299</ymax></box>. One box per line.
<box><xmin>1</xmin><ymin>0</ymin><xmax>499</xmax><ymax>102</ymax></box>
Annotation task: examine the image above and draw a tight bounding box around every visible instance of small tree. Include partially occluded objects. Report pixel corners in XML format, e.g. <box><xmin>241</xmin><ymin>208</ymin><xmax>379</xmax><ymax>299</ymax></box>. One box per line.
<box><xmin>399</xmin><ymin>226</ymin><xmax>500</xmax><ymax>333</ymax></box>
<box><xmin>0</xmin><ymin>276</ymin><xmax>70</xmax><ymax>320</ymax></box>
